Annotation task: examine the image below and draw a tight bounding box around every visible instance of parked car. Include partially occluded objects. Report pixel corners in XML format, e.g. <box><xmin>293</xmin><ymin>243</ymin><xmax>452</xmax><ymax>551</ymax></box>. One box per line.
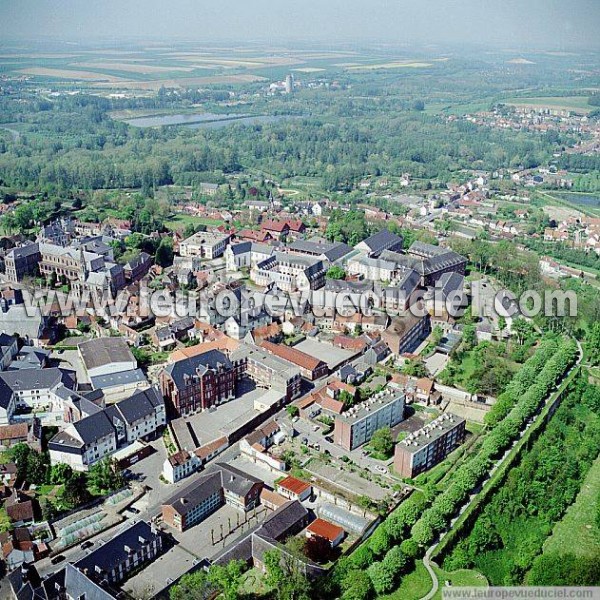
<box><xmin>80</xmin><ymin>541</ymin><xmax>94</xmax><ymax>550</ymax></box>
<box><xmin>324</xmin><ymin>436</ymin><xmax>333</xmax><ymax>443</ymax></box>
<box><xmin>51</xmin><ymin>555</ymin><xmax>65</xmax><ymax>565</ymax></box>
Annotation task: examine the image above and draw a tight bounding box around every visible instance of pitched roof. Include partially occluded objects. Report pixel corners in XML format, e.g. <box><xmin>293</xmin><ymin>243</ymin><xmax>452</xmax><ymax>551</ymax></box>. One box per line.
<box><xmin>260</xmin><ymin>341</ymin><xmax>326</xmax><ymax>373</ymax></box>
<box><xmin>277</xmin><ymin>476</ymin><xmax>311</xmax><ymax>496</ymax></box>
<box><xmin>306</xmin><ymin>518</ymin><xmax>344</xmax><ymax>541</ymax></box>
<box><xmin>358</xmin><ymin>229</ymin><xmax>403</xmax><ymax>254</ymax></box>
<box><xmin>162</xmin><ymin>471</ymin><xmax>223</xmax><ymax>516</ymax></box>
<box><xmin>163</xmin><ymin>349</ymin><xmax>233</xmax><ymax>390</ymax></box>
<box><xmin>78</xmin><ymin>337</ymin><xmax>136</xmax><ymax>370</ymax></box>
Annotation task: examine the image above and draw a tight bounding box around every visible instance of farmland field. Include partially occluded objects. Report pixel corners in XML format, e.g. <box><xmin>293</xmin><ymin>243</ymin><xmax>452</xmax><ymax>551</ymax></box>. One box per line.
<box><xmin>504</xmin><ymin>95</ymin><xmax>594</xmax><ymax>114</ymax></box>
<box><xmin>18</xmin><ymin>67</ymin><xmax>127</xmax><ymax>82</ymax></box>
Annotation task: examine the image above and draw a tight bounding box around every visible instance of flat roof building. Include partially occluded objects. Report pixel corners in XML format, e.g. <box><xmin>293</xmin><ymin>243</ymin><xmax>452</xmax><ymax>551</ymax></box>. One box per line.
<box><xmin>334</xmin><ymin>388</ymin><xmax>405</xmax><ymax>451</ymax></box>
<box><xmin>394</xmin><ymin>412</ymin><xmax>466</xmax><ymax>478</ymax></box>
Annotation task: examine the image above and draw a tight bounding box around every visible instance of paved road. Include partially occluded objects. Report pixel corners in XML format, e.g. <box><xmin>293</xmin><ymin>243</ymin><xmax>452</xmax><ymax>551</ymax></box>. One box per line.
<box><xmin>418</xmin><ymin>339</ymin><xmax>583</xmax><ymax>600</ymax></box>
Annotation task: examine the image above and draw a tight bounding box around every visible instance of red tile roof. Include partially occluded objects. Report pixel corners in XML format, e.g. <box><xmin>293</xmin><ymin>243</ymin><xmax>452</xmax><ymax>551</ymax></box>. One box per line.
<box><xmin>277</xmin><ymin>476</ymin><xmax>311</xmax><ymax>496</ymax></box>
<box><xmin>306</xmin><ymin>518</ymin><xmax>344</xmax><ymax>542</ymax></box>
<box><xmin>260</xmin><ymin>341</ymin><xmax>326</xmax><ymax>373</ymax></box>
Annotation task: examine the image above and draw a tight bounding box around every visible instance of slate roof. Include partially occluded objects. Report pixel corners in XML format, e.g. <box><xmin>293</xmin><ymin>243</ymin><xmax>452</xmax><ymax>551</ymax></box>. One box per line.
<box><xmin>289</xmin><ymin>239</ymin><xmax>352</xmax><ymax>262</ymax></box>
<box><xmin>63</xmin><ymin>563</ymin><xmax>116</xmax><ymax>600</ymax></box>
<box><xmin>7</xmin><ymin>243</ymin><xmax>40</xmax><ymax>260</ymax></box>
<box><xmin>163</xmin><ymin>349</ymin><xmax>232</xmax><ymax>391</ymax></box>
<box><xmin>0</xmin><ymin>368</ymin><xmax>76</xmax><ymax>409</ymax></box>
<box><xmin>229</xmin><ymin>241</ymin><xmax>252</xmax><ymax>256</ymax></box>
<box><xmin>162</xmin><ymin>471</ymin><xmax>223</xmax><ymax>517</ymax></box>
<box><xmin>72</xmin><ymin>411</ymin><xmax>115</xmax><ymax>445</ymax></box>
<box><xmin>357</xmin><ymin>229</ymin><xmax>403</xmax><ymax>256</ymax></box>
<box><xmin>111</xmin><ymin>386</ymin><xmax>162</xmax><ymax>425</ymax></box>
<box><xmin>211</xmin><ymin>462</ymin><xmax>262</xmax><ymax>497</ymax></box>
<box><xmin>75</xmin><ymin>521</ymin><xmax>161</xmax><ymax>579</ymax></box>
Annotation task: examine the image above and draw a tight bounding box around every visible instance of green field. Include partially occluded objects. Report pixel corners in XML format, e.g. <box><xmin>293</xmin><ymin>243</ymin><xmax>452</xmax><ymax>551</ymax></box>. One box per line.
<box><xmin>543</xmin><ymin>454</ymin><xmax>600</xmax><ymax>558</ymax></box>
<box><xmin>163</xmin><ymin>214</ymin><xmax>225</xmax><ymax>231</ymax></box>
<box><xmin>504</xmin><ymin>96</ymin><xmax>594</xmax><ymax>114</ymax></box>
<box><xmin>431</xmin><ymin>565</ymin><xmax>488</xmax><ymax>599</ymax></box>
<box><xmin>380</xmin><ymin>560</ymin><xmax>432</xmax><ymax>600</ymax></box>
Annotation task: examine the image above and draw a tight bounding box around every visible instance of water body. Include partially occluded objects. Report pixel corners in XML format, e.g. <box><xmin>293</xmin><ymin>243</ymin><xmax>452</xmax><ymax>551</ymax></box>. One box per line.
<box><xmin>555</xmin><ymin>192</ymin><xmax>600</xmax><ymax>210</ymax></box>
<box><xmin>123</xmin><ymin>112</ymin><xmax>291</xmax><ymax>129</ymax></box>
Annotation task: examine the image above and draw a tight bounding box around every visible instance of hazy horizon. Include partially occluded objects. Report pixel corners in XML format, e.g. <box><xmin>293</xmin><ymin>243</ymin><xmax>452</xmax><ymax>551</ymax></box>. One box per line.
<box><xmin>1</xmin><ymin>0</ymin><xmax>599</xmax><ymax>51</ymax></box>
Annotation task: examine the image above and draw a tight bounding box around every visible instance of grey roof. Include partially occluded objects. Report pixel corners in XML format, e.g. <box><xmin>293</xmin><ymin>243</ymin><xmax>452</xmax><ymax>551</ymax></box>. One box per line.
<box><xmin>358</xmin><ymin>229</ymin><xmax>403</xmax><ymax>256</ymax></box>
<box><xmin>436</xmin><ymin>271</ymin><xmax>465</xmax><ymax>296</ymax></box>
<box><xmin>162</xmin><ymin>470</ymin><xmax>223</xmax><ymax>516</ymax></box>
<box><xmin>0</xmin><ymin>367</ymin><xmax>75</xmax><ymax>394</ymax></box>
<box><xmin>90</xmin><ymin>368</ymin><xmax>148</xmax><ymax>391</ymax></box>
<box><xmin>0</xmin><ymin>304</ymin><xmax>45</xmax><ymax>340</ymax></box>
<box><xmin>69</xmin><ymin>410</ymin><xmax>114</xmax><ymax>445</ymax></box>
<box><xmin>8</xmin><ymin>346</ymin><xmax>50</xmax><ymax>371</ymax></box>
<box><xmin>380</xmin><ymin>248</ymin><xmax>466</xmax><ymax>277</ymax></box>
<box><xmin>75</xmin><ymin>521</ymin><xmax>161</xmax><ymax>579</ymax></box>
<box><xmin>110</xmin><ymin>386</ymin><xmax>162</xmax><ymax>425</ymax></box>
<box><xmin>125</xmin><ymin>251</ymin><xmax>151</xmax><ymax>271</ymax></box>
<box><xmin>408</xmin><ymin>240</ymin><xmax>447</xmax><ymax>258</ymax></box>
<box><xmin>324</xmin><ymin>279</ymin><xmax>373</xmax><ymax>293</ymax></box>
<box><xmin>63</xmin><ymin>564</ymin><xmax>116</xmax><ymax>600</ymax></box>
<box><xmin>260</xmin><ymin>499</ymin><xmax>308</xmax><ymax>540</ymax></box>
<box><xmin>163</xmin><ymin>349</ymin><xmax>232</xmax><ymax>391</ymax></box>
<box><xmin>79</xmin><ymin>338</ymin><xmax>136</xmax><ymax>371</ymax></box>
<box><xmin>288</xmin><ymin>239</ymin><xmax>353</xmax><ymax>263</ymax></box>
<box><xmin>7</xmin><ymin>243</ymin><xmax>40</xmax><ymax>260</ymax></box>
<box><xmin>397</xmin><ymin>413</ymin><xmax>465</xmax><ymax>453</ymax></box>
<box><xmin>229</xmin><ymin>241</ymin><xmax>252</xmax><ymax>256</ymax></box>
<box><xmin>210</xmin><ymin>462</ymin><xmax>262</xmax><ymax>497</ymax></box>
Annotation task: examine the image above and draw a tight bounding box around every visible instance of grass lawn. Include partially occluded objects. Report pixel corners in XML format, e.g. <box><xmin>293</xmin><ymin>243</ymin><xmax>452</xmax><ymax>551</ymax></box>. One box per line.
<box><xmin>380</xmin><ymin>560</ymin><xmax>433</xmax><ymax>600</ymax></box>
<box><xmin>163</xmin><ymin>214</ymin><xmax>225</xmax><ymax>231</ymax></box>
<box><xmin>542</xmin><ymin>453</ymin><xmax>600</xmax><ymax>558</ymax></box>
<box><xmin>431</xmin><ymin>565</ymin><xmax>488</xmax><ymax>599</ymax></box>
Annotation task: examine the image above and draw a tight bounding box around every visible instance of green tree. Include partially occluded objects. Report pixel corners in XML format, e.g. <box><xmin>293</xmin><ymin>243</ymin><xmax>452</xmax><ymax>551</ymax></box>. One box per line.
<box><xmin>326</xmin><ymin>265</ymin><xmax>346</xmax><ymax>280</ymax></box>
<box><xmin>341</xmin><ymin>569</ymin><xmax>374</xmax><ymax>600</ymax></box>
<box><xmin>370</xmin><ymin>427</ymin><xmax>394</xmax><ymax>458</ymax></box>
<box><xmin>170</xmin><ymin>570</ymin><xmax>213</xmax><ymax>600</ymax></box>
<box><xmin>587</xmin><ymin>322</ymin><xmax>600</xmax><ymax>366</ymax></box>
<box><xmin>63</xmin><ymin>472</ymin><xmax>91</xmax><ymax>507</ymax></box>
<box><xmin>286</xmin><ymin>405</ymin><xmax>299</xmax><ymax>419</ymax></box>
<box><xmin>50</xmin><ymin>463</ymin><xmax>73</xmax><ymax>485</ymax></box>
<box><xmin>155</xmin><ymin>238</ymin><xmax>174</xmax><ymax>267</ymax></box>
<box><xmin>207</xmin><ymin>560</ymin><xmax>246</xmax><ymax>600</ymax></box>
<box><xmin>88</xmin><ymin>458</ymin><xmax>125</xmax><ymax>494</ymax></box>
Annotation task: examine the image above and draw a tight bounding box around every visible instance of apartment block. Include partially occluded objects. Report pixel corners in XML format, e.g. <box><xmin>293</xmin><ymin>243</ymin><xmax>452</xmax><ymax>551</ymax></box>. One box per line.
<box><xmin>394</xmin><ymin>413</ymin><xmax>466</xmax><ymax>478</ymax></box>
<box><xmin>333</xmin><ymin>389</ymin><xmax>405</xmax><ymax>451</ymax></box>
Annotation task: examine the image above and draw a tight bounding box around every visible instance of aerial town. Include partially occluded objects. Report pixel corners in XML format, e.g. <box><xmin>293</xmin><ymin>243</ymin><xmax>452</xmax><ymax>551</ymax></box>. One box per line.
<box><xmin>0</xmin><ymin>3</ymin><xmax>599</xmax><ymax>599</ymax></box>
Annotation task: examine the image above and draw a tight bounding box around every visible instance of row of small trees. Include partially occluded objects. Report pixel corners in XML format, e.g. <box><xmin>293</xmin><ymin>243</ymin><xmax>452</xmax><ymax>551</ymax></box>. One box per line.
<box><xmin>328</xmin><ymin>337</ymin><xmax>578</xmax><ymax>599</ymax></box>
<box><xmin>484</xmin><ymin>337</ymin><xmax>559</xmax><ymax>426</ymax></box>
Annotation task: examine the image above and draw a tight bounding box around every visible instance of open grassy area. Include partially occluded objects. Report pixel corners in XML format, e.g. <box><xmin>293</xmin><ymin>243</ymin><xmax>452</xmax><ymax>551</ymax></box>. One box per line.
<box><xmin>504</xmin><ymin>95</ymin><xmax>594</xmax><ymax>114</ymax></box>
<box><xmin>380</xmin><ymin>560</ymin><xmax>432</xmax><ymax>600</ymax></box>
<box><xmin>431</xmin><ymin>565</ymin><xmax>488</xmax><ymax>599</ymax></box>
<box><xmin>163</xmin><ymin>214</ymin><xmax>225</xmax><ymax>231</ymax></box>
<box><xmin>542</xmin><ymin>454</ymin><xmax>600</xmax><ymax>558</ymax></box>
